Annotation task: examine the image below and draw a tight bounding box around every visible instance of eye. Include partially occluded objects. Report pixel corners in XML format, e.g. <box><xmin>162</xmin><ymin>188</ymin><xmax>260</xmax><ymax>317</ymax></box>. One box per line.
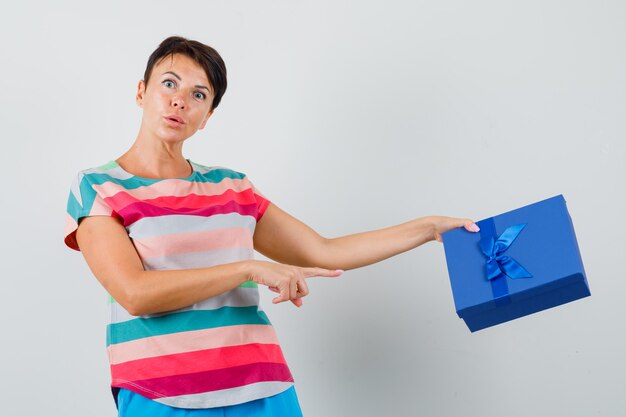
<box><xmin>162</xmin><ymin>79</ymin><xmax>176</xmax><ymax>88</ymax></box>
<box><xmin>194</xmin><ymin>91</ymin><xmax>206</xmax><ymax>100</ymax></box>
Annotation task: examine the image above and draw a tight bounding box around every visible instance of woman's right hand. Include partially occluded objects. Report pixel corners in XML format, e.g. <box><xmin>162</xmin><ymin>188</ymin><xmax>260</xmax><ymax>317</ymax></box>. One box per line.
<box><xmin>246</xmin><ymin>260</ymin><xmax>343</xmax><ymax>307</ymax></box>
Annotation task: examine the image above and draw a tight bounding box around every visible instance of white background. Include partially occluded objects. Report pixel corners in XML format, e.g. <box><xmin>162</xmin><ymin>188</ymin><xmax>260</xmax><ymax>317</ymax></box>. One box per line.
<box><xmin>1</xmin><ymin>1</ymin><xmax>624</xmax><ymax>416</ymax></box>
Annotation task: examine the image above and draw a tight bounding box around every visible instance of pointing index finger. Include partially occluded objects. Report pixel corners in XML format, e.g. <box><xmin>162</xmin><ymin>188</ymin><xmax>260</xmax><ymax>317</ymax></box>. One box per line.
<box><xmin>303</xmin><ymin>268</ymin><xmax>344</xmax><ymax>278</ymax></box>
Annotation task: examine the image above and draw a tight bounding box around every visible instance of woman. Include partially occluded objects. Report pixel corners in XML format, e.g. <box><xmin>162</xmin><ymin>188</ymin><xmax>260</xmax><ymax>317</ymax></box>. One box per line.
<box><xmin>64</xmin><ymin>36</ymin><xmax>480</xmax><ymax>416</ymax></box>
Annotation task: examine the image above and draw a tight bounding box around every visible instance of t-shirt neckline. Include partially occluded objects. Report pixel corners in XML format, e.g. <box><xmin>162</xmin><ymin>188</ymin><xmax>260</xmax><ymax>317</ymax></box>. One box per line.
<box><xmin>111</xmin><ymin>159</ymin><xmax>196</xmax><ymax>181</ymax></box>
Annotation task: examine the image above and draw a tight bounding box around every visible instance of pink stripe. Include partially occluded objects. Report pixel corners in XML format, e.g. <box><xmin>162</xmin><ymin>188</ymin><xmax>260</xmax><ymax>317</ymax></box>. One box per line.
<box><xmin>112</xmin><ymin>362</ymin><xmax>293</xmax><ymax>398</ymax></box>
<box><xmin>111</xmin><ymin>343</ymin><xmax>287</xmax><ymax>382</ymax></box>
<box><xmin>64</xmin><ymin>213</ymin><xmax>79</xmax><ymax>251</ymax></box>
<box><xmin>103</xmin><ymin>188</ymin><xmax>256</xmax><ymax>214</ymax></box>
<box><xmin>108</xmin><ymin>325</ymin><xmax>279</xmax><ymax>365</ymax></box>
<box><xmin>117</xmin><ymin>200</ymin><xmax>258</xmax><ymax>226</ymax></box>
<box><xmin>92</xmin><ymin>177</ymin><xmax>251</xmax><ymax>201</ymax></box>
<box><xmin>89</xmin><ymin>193</ymin><xmax>114</xmax><ymax>216</ymax></box>
<box><xmin>132</xmin><ymin>227</ymin><xmax>253</xmax><ymax>258</ymax></box>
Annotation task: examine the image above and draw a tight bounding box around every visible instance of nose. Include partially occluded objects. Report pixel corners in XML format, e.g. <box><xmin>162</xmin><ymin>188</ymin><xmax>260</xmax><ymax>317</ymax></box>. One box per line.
<box><xmin>171</xmin><ymin>95</ymin><xmax>185</xmax><ymax>109</ymax></box>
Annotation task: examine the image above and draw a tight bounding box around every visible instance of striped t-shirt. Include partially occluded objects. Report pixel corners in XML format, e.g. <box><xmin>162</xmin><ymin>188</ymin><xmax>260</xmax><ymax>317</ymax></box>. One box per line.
<box><xmin>63</xmin><ymin>159</ymin><xmax>294</xmax><ymax>409</ymax></box>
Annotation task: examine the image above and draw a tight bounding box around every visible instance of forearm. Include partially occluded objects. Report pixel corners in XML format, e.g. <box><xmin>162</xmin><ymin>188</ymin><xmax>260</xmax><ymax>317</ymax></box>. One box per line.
<box><xmin>320</xmin><ymin>216</ymin><xmax>436</xmax><ymax>270</ymax></box>
<box><xmin>127</xmin><ymin>261</ymin><xmax>251</xmax><ymax>316</ymax></box>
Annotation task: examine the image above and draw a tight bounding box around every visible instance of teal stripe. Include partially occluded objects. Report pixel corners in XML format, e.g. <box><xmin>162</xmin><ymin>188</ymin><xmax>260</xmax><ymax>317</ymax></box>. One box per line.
<box><xmin>106</xmin><ymin>306</ymin><xmax>271</xmax><ymax>346</ymax></box>
<box><xmin>68</xmin><ymin>167</ymin><xmax>247</xmax><ymax>221</ymax></box>
<box><xmin>66</xmin><ymin>177</ymin><xmax>99</xmax><ymax>221</ymax></box>
<box><xmin>83</xmin><ymin>168</ymin><xmax>246</xmax><ymax>191</ymax></box>
<box><xmin>66</xmin><ymin>190</ymin><xmax>84</xmax><ymax>222</ymax></box>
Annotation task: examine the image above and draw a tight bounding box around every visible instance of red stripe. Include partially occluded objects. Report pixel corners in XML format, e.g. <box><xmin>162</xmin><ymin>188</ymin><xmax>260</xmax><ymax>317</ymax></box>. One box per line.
<box><xmin>255</xmin><ymin>194</ymin><xmax>270</xmax><ymax>221</ymax></box>
<box><xmin>117</xmin><ymin>200</ymin><xmax>259</xmax><ymax>226</ymax></box>
<box><xmin>112</xmin><ymin>362</ymin><xmax>293</xmax><ymax>398</ymax></box>
<box><xmin>111</xmin><ymin>343</ymin><xmax>287</xmax><ymax>381</ymax></box>
<box><xmin>105</xmin><ymin>188</ymin><xmax>257</xmax><ymax>212</ymax></box>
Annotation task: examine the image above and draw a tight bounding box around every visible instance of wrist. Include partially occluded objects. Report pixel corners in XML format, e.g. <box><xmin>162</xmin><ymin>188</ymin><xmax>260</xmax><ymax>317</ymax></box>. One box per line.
<box><xmin>422</xmin><ymin>216</ymin><xmax>437</xmax><ymax>242</ymax></box>
<box><xmin>235</xmin><ymin>260</ymin><xmax>257</xmax><ymax>283</ymax></box>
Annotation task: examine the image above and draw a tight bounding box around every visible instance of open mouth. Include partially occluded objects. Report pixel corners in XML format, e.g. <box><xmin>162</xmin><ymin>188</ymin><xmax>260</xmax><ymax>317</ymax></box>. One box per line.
<box><xmin>165</xmin><ymin>116</ymin><xmax>184</xmax><ymax>126</ymax></box>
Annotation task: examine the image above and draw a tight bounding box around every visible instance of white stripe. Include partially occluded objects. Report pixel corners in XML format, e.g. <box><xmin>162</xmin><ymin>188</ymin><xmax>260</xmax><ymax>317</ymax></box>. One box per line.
<box><xmin>110</xmin><ymin>286</ymin><xmax>261</xmax><ymax>324</ymax></box>
<box><xmin>154</xmin><ymin>381</ymin><xmax>294</xmax><ymax>409</ymax></box>
<box><xmin>70</xmin><ymin>172</ymin><xmax>85</xmax><ymax>207</ymax></box>
<box><xmin>84</xmin><ymin>164</ymin><xmax>134</xmax><ymax>180</ymax></box>
<box><xmin>127</xmin><ymin>212</ymin><xmax>255</xmax><ymax>240</ymax></box>
<box><xmin>92</xmin><ymin>164</ymin><xmax>133</xmax><ymax>180</ymax></box>
<box><xmin>105</xmin><ymin>165</ymin><xmax>135</xmax><ymax>180</ymax></box>
<box><xmin>141</xmin><ymin>247</ymin><xmax>254</xmax><ymax>271</ymax></box>
<box><xmin>190</xmin><ymin>162</ymin><xmax>234</xmax><ymax>175</ymax></box>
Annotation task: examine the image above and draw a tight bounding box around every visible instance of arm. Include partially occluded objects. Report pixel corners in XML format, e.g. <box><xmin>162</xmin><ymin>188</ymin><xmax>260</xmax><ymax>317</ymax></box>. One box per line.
<box><xmin>76</xmin><ymin>216</ymin><xmax>249</xmax><ymax>316</ymax></box>
<box><xmin>253</xmin><ymin>203</ymin><xmax>479</xmax><ymax>271</ymax></box>
<box><xmin>76</xmin><ymin>216</ymin><xmax>340</xmax><ymax>315</ymax></box>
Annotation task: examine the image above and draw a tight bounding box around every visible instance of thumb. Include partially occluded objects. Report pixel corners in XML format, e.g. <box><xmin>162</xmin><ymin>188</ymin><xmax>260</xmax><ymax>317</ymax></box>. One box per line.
<box><xmin>461</xmin><ymin>219</ymin><xmax>480</xmax><ymax>232</ymax></box>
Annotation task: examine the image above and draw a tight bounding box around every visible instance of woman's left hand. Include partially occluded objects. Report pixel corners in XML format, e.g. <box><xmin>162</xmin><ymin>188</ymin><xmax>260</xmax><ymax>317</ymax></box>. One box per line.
<box><xmin>430</xmin><ymin>216</ymin><xmax>480</xmax><ymax>242</ymax></box>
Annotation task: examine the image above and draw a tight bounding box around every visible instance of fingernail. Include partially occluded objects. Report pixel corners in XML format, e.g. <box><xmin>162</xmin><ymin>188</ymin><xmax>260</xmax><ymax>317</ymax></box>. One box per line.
<box><xmin>336</xmin><ymin>269</ymin><xmax>344</xmax><ymax>273</ymax></box>
<box><xmin>471</xmin><ymin>224</ymin><xmax>480</xmax><ymax>232</ymax></box>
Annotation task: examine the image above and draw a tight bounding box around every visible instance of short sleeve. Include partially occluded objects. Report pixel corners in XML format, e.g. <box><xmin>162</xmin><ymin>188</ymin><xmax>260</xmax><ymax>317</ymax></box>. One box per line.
<box><xmin>245</xmin><ymin>176</ymin><xmax>271</xmax><ymax>221</ymax></box>
<box><xmin>63</xmin><ymin>172</ymin><xmax>116</xmax><ymax>251</ymax></box>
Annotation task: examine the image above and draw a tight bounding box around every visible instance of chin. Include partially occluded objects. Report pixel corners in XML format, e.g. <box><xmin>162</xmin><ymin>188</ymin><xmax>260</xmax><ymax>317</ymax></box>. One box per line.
<box><xmin>158</xmin><ymin>129</ymin><xmax>192</xmax><ymax>143</ymax></box>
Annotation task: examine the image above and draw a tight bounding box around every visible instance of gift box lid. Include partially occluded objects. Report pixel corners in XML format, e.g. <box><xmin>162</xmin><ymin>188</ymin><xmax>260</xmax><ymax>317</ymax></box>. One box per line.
<box><xmin>442</xmin><ymin>194</ymin><xmax>588</xmax><ymax>318</ymax></box>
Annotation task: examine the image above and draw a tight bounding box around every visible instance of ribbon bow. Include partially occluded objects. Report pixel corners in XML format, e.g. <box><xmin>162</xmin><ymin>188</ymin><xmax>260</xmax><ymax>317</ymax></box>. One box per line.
<box><xmin>479</xmin><ymin>223</ymin><xmax>533</xmax><ymax>281</ymax></box>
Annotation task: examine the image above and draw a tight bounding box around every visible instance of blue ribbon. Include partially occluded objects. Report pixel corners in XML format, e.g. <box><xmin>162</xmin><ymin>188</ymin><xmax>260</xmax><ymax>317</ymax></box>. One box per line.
<box><xmin>479</xmin><ymin>223</ymin><xmax>533</xmax><ymax>281</ymax></box>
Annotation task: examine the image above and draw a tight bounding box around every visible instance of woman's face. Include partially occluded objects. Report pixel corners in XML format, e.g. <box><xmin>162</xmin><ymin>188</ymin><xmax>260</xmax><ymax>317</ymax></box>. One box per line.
<box><xmin>136</xmin><ymin>53</ymin><xmax>215</xmax><ymax>144</ymax></box>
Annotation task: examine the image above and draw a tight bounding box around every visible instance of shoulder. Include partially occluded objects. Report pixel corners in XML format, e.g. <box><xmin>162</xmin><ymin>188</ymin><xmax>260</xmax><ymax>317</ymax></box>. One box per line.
<box><xmin>72</xmin><ymin>161</ymin><xmax>123</xmax><ymax>185</ymax></box>
<box><xmin>76</xmin><ymin>160</ymin><xmax>119</xmax><ymax>175</ymax></box>
<box><xmin>68</xmin><ymin>161</ymin><xmax>131</xmax><ymax>210</ymax></box>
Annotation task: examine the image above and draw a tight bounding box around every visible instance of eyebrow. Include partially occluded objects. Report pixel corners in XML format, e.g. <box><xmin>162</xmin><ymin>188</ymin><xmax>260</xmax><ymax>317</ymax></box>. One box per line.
<box><xmin>161</xmin><ymin>71</ymin><xmax>211</xmax><ymax>92</ymax></box>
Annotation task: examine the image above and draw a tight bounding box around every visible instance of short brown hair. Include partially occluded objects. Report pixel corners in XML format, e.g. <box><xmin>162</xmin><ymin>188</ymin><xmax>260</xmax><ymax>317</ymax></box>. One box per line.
<box><xmin>143</xmin><ymin>36</ymin><xmax>227</xmax><ymax>110</ymax></box>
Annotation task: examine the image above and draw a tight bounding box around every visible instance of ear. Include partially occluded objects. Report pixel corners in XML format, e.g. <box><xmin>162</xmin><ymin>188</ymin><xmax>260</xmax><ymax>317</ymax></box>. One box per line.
<box><xmin>135</xmin><ymin>80</ymin><xmax>146</xmax><ymax>108</ymax></box>
<box><xmin>198</xmin><ymin>108</ymin><xmax>214</xmax><ymax>130</ymax></box>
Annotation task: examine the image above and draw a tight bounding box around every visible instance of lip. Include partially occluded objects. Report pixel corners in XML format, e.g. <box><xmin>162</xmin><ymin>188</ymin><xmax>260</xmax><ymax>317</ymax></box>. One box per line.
<box><xmin>164</xmin><ymin>115</ymin><xmax>185</xmax><ymax>126</ymax></box>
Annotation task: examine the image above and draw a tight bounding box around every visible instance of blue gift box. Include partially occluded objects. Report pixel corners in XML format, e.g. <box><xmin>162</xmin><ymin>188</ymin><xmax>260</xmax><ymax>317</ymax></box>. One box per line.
<box><xmin>442</xmin><ymin>194</ymin><xmax>590</xmax><ymax>332</ymax></box>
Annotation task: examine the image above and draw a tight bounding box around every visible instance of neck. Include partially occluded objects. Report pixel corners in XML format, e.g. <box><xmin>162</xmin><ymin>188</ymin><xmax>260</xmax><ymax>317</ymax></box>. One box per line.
<box><xmin>116</xmin><ymin>129</ymin><xmax>192</xmax><ymax>179</ymax></box>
